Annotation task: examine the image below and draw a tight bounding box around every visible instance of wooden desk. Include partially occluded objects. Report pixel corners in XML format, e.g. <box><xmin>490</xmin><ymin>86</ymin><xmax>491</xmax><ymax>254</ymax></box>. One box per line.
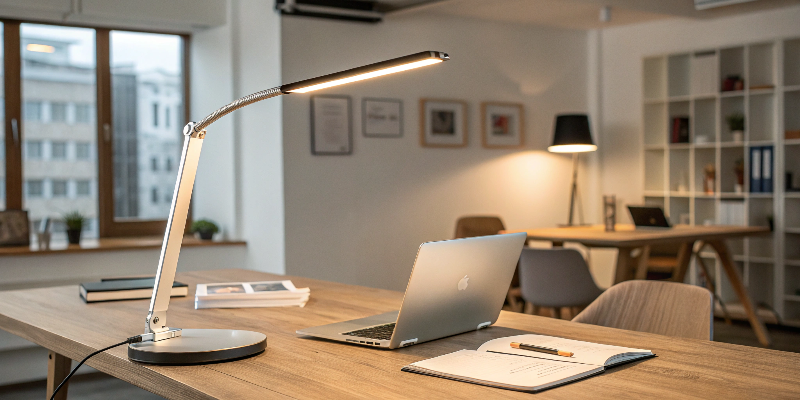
<box><xmin>1</xmin><ymin>269</ymin><xmax>797</xmax><ymax>399</ymax></box>
<box><xmin>508</xmin><ymin>225</ymin><xmax>771</xmax><ymax>346</ymax></box>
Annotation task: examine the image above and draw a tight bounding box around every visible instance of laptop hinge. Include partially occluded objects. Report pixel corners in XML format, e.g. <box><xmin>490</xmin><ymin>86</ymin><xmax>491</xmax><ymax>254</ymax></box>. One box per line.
<box><xmin>400</xmin><ymin>338</ymin><xmax>418</xmax><ymax>347</ymax></box>
<box><xmin>477</xmin><ymin>321</ymin><xmax>492</xmax><ymax>330</ymax></box>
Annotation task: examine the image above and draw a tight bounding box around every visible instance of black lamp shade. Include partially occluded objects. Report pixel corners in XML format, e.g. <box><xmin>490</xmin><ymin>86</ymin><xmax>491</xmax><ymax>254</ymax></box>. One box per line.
<box><xmin>548</xmin><ymin>114</ymin><xmax>596</xmax><ymax>153</ymax></box>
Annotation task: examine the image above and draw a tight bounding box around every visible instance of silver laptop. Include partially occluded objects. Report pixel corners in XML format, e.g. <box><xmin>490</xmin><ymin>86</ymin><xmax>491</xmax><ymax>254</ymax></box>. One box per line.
<box><xmin>296</xmin><ymin>232</ymin><xmax>527</xmax><ymax>349</ymax></box>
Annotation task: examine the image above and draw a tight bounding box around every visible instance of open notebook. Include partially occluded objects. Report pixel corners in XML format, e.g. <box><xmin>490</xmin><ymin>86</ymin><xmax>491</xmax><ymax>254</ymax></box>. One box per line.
<box><xmin>402</xmin><ymin>334</ymin><xmax>654</xmax><ymax>393</ymax></box>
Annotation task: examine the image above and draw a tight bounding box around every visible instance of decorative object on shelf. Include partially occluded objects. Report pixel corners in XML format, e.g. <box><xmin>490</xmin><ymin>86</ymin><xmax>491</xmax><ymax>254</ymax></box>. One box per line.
<box><xmin>695</xmin><ymin>134</ymin><xmax>710</xmax><ymax>144</ymax></box>
<box><xmin>63</xmin><ymin>210</ymin><xmax>85</xmax><ymax>245</ymax></box>
<box><xmin>671</xmin><ymin>117</ymin><xmax>690</xmax><ymax>143</ymax></box>
<box><xmin>677</xmin><ymin>172</ymin><xmax>689</xmax><ymax>193</ymax></box>
<box><xmin>786</xmin><ymin>130</ymin><xmax>800</xmax><ymax>140</ymax></box>
<box><xmin>191</xmin><ymin>219</ymin><xmax>219</xmax><ymax>241</ymax></box>
<box><xmin>787</xmin><ymin>172</ymin><xmax>797</xmax><ymax>191</ymax></box>
<box><xmin>767</xmin><ymin>215</ymin><xmax>774</xmax><ymax>232</ymax></box>
<box><xmin>0</xmin><ymin>210</ymin><xmax>30</xmax><ymax>247</ymax></box>
<box><xmin>481</xmin><ymin>102</ymin><xmax>524</xmax><ymax>148</ymax></box>
<box><xmin>420</xmin><ymin>98</ymin><xmax>467</xmax><ymax>147</ymax></box>
<box><xmin>721</xmin><ymin>75</ymin><xmax>744</xmax><ymax>92</ymax></box>
<box><xmin>704</xmin><ymin>164</ymin><xmax>716</xmax><ymax>194</ymax></box>
<box><xmin>603</xmin><ymin>195</ymin><xmax>616</xmax><ymax>232</ymax></box>
<box><xmin>734</xmin><ymin>159</ymin><xmax>744</xmax><ymax>194</ymax></box>
<box><xmin>362</xmin><ymin>98</ymin><xmax>402</xmax><ymax>138</ymax></box>
<box><xmin>37</xmin><ymin>217</ymin><xmax>51</xmax><ymax>250</ymax></box>
<box><xmin>311</xmin><ymin>95</ymin><xmax>352</xmax><ymax>155</ymax></box>
<box><xmin>548</xmin><ymin>114</ymin><xmax>597</xmax><ymax>226</ymax></box>
<box><xmin>749</xmin><ymin>84</ymin><xmax>775</xmax><ymax>91</ymax></box>
<box><xmin>726</xmin><ymin>112</ymin><xmax>744</xmax><ymax>143</ymax></box>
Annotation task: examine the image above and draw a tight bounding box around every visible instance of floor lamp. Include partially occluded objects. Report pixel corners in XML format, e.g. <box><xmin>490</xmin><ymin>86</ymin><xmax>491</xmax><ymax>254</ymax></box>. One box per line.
<box><xmin>547</xmin><ymin>114</ymin><xmax>597</xmax><ymax>227</ymax></box>
<box><xmin>127</xmin><ymin>51</ymin><xmax>450</xmax><ymax>364</ymax></box>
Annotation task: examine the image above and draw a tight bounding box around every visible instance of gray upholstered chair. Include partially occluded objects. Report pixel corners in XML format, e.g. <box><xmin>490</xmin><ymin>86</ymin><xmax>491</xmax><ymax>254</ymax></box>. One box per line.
<box><xmin>572</xmin><ymin>280</ymin><xmax>714</xmax><ymax>340</ymax></box>
<box><xmin>517</xmin><ymin>248</ymin><xmax>604</xmax><ymax>319</ymax></box>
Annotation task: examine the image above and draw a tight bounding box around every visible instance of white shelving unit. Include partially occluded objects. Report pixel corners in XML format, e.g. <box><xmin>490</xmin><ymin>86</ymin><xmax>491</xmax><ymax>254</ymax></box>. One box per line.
<box><xmin>641</xmin><ymin>37</ymin><xmax>800</xmax><ymax>327</ymax></box>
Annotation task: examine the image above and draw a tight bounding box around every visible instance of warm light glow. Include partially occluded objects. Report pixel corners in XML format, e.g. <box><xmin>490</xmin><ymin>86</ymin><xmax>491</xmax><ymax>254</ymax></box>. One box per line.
<box><xmin>286</xmin><ymin>59</ymin><xmax>442</xmax><ymax>93</ymax></box>
<box><xmin>547</xmin><ymin>144</ymin><xmax>597</xmax><ymax>153</ymax></box>
<box><xmin>26</xmin><ymin>43</ymin><xmax>55</xmax><ymax>53</ymax></box>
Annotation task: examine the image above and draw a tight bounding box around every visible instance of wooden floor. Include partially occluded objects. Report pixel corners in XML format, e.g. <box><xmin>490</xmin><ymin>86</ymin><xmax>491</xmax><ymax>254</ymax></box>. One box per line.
<box><xmin>1</xmin><ymin>318</ymin><xmax>797</xmax><ymax>399</ymax></box>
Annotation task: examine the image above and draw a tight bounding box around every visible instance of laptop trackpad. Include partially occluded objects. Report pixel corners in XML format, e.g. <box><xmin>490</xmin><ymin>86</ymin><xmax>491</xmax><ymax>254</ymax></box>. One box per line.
<box><xmin>297</xmin><ymin>311</ymin><xmax>399</xmax><ymax>336</ymax></box>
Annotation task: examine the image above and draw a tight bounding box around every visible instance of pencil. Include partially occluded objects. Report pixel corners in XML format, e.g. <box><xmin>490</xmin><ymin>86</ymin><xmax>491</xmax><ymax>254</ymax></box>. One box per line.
<box><xmin>510</xmin><ymin>342</ymin><xmax>574</xmax><ymax>357</ymax></box>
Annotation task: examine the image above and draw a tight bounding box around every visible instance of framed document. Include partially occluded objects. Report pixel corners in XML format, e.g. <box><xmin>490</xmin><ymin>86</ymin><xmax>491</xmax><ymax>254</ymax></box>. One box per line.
<box><xmin>311</xmin><ymin>95</ymin><xmax>352</xmax><ymax>155</ymax></box>
<box><xmin>0</xmin><ymin>210</ymin><xmax>30</xmax><ymax>247</ymax></box>
<box><xmin>420</xmin><ymin>98</ymin><xmax>468</xmax><ymax>148</ymax></box>
<box><xmin>363</xmin><ymin>98</ymin><xmax>402</xmax><ymax>138</ymax></box>
<box><xmin>481</xmin><ymin>102</ymin><xmax>524</xmax><ymax>148</ymax></box>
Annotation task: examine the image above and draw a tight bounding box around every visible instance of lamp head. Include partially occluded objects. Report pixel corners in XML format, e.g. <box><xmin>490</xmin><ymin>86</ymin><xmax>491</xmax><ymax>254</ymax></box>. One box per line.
<box><xmin>280</xmin><ymin>51</ymin><xmax>449</xmax><ymax>94</ymax></box>
<box><xmin>548</xmin><ymin>114</ymin><xmax>596</xmax><ymax>153</ymax></box>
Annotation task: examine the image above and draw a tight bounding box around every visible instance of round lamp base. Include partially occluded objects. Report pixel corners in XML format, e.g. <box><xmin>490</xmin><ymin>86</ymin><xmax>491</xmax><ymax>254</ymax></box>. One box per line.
<box><xmin>128</xmin><ymin>329</ymin><xmax>266</xmax><ymax>365</ymax></box>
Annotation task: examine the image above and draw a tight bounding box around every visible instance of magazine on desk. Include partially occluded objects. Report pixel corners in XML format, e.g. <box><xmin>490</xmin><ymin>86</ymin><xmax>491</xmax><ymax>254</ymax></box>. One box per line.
<box><xmin>402</xmin><ymin>334</ymin><xmax>654</xmax><ymax>393</ymax></box>
<box><xmin>195</xmin><ymin>280</ymin><xmax>310</xmax><ymax>309</ymax></box>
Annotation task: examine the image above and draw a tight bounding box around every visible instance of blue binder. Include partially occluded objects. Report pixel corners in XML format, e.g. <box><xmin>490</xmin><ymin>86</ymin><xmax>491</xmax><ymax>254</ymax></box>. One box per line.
<box><xmin>749</xmin><ymin>147</ymin><xmax>761</xmax><ymax>193</ymax></box>
<box><xmin>761</xmin><ymin>146</ymin><xmax>773</xmax><ymax>193</ymax></box>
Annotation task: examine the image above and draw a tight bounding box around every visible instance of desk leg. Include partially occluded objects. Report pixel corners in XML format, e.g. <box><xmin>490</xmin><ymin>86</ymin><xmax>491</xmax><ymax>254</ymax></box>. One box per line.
<box><xmin>634</xmin><ymin>245</ymin><xmax>651</xmax><ymax>280</ymax></box>
<box><xmin>47</xmin><ymin>350</ymin><xmax>71</xmax><ymax>400</ymax></box>
<box><xmin>708</xmin><ymin>240</ymin><xmax>772</xmax><ymax>347</ymax></box>
<box><xmin>614</xmin><ymin>247</ymin><xmax>635</xmax><ymax>284</ymax></box>
<box><xmin>671</xmin><ymin>241</ymin><xmax>694</xmax><ymax>283</ymax></box>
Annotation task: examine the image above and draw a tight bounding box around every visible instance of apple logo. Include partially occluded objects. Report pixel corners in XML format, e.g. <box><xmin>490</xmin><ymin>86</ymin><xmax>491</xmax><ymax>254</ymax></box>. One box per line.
<box><xmin>458</xmin><ymin>275</ymin><xmax>469</xmax><ymax>291</ymax></box>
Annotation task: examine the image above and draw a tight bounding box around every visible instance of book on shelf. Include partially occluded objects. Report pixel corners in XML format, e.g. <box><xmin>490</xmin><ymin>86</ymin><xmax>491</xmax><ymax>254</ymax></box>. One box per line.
<box><xmin>719</xmin><ymin>200</ymin><xmax>746</xmax><ymax>226</ymax></box>
<box><xmin>402</xmin><ymin>334</ymin><xmax>654</xmax><ymax>393</ymax></box>
<box><xmin>762</xmin><ymin>146</ymin><xmax>773</xmax><ymax>193</ymax></box>
<box><xmin>750</xmin><ymin>147</ymin><xmax>762</xmax><ymax>193</ymax></box>
<box><xmin>195</xmin><ymin>280</ymin><xmax>310</xmax><ymax>309</ymax></box>
<box><xmin>79</xmin><ymin>277</ymin><xmax>188</xmax><ymax>303</ymax></box>
<box><xmin>671</xmin><ymin>117</ymin><xmax>690</xmax><ymax>144</ymax></box>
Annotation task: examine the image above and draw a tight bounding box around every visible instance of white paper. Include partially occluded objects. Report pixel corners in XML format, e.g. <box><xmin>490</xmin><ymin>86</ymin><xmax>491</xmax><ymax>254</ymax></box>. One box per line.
<box><xmin>477</xmin><ymin>334</ymin><xmax>652</xmax><ymax>367</ymax></box>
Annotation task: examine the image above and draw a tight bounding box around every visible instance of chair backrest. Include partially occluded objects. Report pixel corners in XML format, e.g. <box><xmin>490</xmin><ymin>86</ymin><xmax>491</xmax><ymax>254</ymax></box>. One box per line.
<box><xmin>517</xmin><ymin>248</ymin><xmax>604</xmax><ymax>308</ymax></box>
<box><xmin>572</xmin><ymin>280</ymin><xmax>713</xmax><ymax>340</ymax></box>
<box><xmin>454</xmin><ymin>216</ymin><xmax>506</xmax><ymax>239</ymax></box>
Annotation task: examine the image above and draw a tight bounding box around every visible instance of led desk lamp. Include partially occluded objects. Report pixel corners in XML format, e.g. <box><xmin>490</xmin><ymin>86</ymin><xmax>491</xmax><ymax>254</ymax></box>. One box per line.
<box><xmin>128</xmin><ymin>51</ymin><xmax>449</xmax><ymax>364</ymax></box>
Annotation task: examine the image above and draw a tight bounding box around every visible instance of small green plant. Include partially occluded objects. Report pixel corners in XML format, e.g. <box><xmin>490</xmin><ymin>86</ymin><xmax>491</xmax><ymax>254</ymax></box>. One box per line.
<box><xmin>726</xmin><ymin>112</ymin><xmax>745</xmax><ymax>132</ymax></box>
<box><xmin>192</xmin><ymin>219</ymin><xmax>219</xmax><ymax>236</ymax></box>
<box><xmin>62</xmin><ymin>211</ymin><xmax>85</xmax><ymax>231</ymax></box>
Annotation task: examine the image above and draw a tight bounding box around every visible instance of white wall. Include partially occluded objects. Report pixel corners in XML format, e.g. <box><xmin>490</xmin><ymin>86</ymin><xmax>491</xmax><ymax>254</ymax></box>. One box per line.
<box><xmin>597</xmin><ymin>5</ymin><xmax>800</xmax><ymax>217</ymax></box>
<box><xmin>282</xmin><ymin>14</ymin><xmax>590</xmax><ymax>291</ymax></box>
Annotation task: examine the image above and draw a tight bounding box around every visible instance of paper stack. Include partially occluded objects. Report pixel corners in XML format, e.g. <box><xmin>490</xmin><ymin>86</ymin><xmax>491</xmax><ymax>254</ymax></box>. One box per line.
<box><xmin>195</xmin><ymin>280</ymin><xmax>310</xmax><ymax>309</ymax></box>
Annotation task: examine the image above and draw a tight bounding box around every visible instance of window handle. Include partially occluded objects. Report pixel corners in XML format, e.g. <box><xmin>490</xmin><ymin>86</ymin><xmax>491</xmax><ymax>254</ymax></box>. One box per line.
<box><xmin>11</xmin><ymin>118</ymin><xmax>19</xmax><ymax>146</ymax></box>
<box><xmin>103</xmin><ymin>123</ymin><xmax>111</xmax><ymax>143</ymax></box>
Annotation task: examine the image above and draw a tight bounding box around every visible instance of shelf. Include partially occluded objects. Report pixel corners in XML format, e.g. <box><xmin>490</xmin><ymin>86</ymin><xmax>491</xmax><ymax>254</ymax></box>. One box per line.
<box><xmin>785</xmin><ymin>295</ymin><xmax>800</xmax><ymax>302</ymax></box>
<box><xmin>748</xmin><ymin>256</ymin><xmax>774</xmax><ymax>264</ymax></box>
<box><xmin>0</xmin><ymin>236</ymin><xmax>247</xmax><ymax>257</ymax></box>
<box><xmin>693</xmin><ymin>142</ymin><xmax>716</xmax><ymax>148</ymax></box>
<box><xmin>785</xmin><ymin>228</ymin><xmax>800</xmax><ymax>234</ymax></box>
<box><xmin>693</xmin><ymin>93</ymin><xmax>717</xmax><ymax>100</ymax></box>
<box><xmin>644</xmin><ymin>191</ymin><xmax>667</xmax><ymax>197</ymax></box>
<box><xmin>785</xmin><ymin>192</ymin><xmax>800</xmax><ymax>198</ymax></box>
<box><xmin>668</xmin><ymin>192</ymin><xmax>691</xmax><ymax>197</ymax></box>
<box><xmin>720</xmin><ymin>90</ymin><xmax>744</xmax><ymax>98</ymax></box>
<box><xmin>785</xmin><ymin>259</ymin><xmax>800</xmax><ymax>267</ymax></box>
<box><xmin>668</xmin><ymin>95</ymin><xmax>692</xmax><ymax>102</ymax></box>
<box><xmin>720</xmin><ymin>142</ymin><xmax>745</xmax><ymax>148</ymax></box>
<box><xmin>668</xmin><ymin>143</ymin><xmax>692</xmax><ymax>149</ymax></box>
<box><xmin>749</xmin><ymin>88</ymin><xmax>775</xmax><ymax>95</ymax></box>
<box><xmin>719</xmin><ymin>193</ymin><xmax>746</xmax><ymax>198</ymax></box>
<box><xmin>749</xmin><ymin>193</ymin><xmax>774</xmax><ymax>198</ymax></box>
<box><xmin>785</xmin><ymin>84</ymin><xmax>800</xmax><ymax>93</ymax></box>
<box><xmin>784</xmin><ymin>139</ymin><xmax>800</xmax><ymax>146</ymax></box>
<box><xmin>644</xmin><ymin>144</ymin><xmax>666</xmax><ymax>150</ymax></box>
<box><xmin>747</xmin><ymin>140</ymin><xmax>775</xmax><ymax>147</ymax></box>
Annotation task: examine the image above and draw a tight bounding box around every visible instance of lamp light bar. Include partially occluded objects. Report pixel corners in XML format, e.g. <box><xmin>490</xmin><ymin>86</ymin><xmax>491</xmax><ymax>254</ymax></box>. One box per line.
<box><xmin>26</xmin><ymin>43</ymin><xmax>55</xmax><ymax>53</ymax></box>
<box><xmin>281</xmin><ymin>51</ymin><xmax>449</xmax><ymax>94</ymax></box>
<box><xmin>547</xmin><ymin>144</ymin><xmax>597</xmax><ymax>153</ymax></box>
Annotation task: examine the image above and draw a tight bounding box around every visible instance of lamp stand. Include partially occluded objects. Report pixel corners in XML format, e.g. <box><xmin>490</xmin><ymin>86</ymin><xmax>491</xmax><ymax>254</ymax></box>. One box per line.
<box><xmin>566</xmin><ymin>153</ymin><xmax>582</xmax><ymax>226</ymax></box>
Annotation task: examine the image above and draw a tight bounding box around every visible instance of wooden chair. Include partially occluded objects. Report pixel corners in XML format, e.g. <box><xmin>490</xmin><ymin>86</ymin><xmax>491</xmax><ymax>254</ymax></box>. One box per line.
<box><xmin>572</xmin><ymin>280</ymin><xmax>713</xmax><ymax>340</ymax></box>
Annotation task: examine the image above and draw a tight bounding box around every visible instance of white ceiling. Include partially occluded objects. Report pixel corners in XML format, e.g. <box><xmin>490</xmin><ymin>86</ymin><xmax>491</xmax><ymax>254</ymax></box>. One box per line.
<box><xmin>389</xmin><ymin>0</ymin><xmax>800</xmax><ymax>30</ymax></box>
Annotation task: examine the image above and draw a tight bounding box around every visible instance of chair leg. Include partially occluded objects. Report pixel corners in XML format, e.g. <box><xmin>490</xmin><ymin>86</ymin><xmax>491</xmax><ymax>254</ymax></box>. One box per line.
<box><xmin>551</xmin><ymin>307</ymin><xmax>562</xmax><ymax>319</ymax></box>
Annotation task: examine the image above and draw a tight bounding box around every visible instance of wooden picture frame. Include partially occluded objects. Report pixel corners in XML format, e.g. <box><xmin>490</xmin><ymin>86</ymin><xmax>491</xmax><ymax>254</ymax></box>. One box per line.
<box><xmin>420</xmin><ymin>98</ymin><xmax>468</xmax><ymax>148</ymax></box>
<box><xmin>363</xmin><ymin>98</ymin><xmax>403</xmax><ymax>138</ymax></box>
<box><xmin>0</xmin><ymin>210</ymin><xmax>30</xmax><ymax>247</ymax></box>
<box><xmin>311</xmin><ymin>95</ymin><xmax>352</xmax><ymax>155</ymax></box>
<box><xmin>481</xmin><ymin>102</ymin><xmax>524</xmax><ymax>149</ymax></box>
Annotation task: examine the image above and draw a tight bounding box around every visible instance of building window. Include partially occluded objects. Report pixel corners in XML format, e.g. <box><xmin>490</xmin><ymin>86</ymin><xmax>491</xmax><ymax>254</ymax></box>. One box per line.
<box><xmin>165</xmin><ymin>106</ymin><xmax>171</xmax><ymax>128</ymax></box>
<box><xmin>51</xmin><ymin>141</ymin><xmax>68</xmax><ymax>160</ymax></box>
<box><xmin>76</xmin><ymin>180</ymin><xmax>91</xmax><ymax>196</ymax></box>
<box><xmin>151</xmin><ymin>187</ymin><xmax>159</xmax><ymax>204</ymax></box>
<box><xmin>164</xmin><ymin>192</ymin><xmax>172</xmax><ymax>204</ymax></box>
<box><xmin>151</xmin><ymin>157</ymin><xmax>159</xmax><ymax>171</ymax></box>
<box><xmin>76</xmin><ymin>142</ymin><xmax>91</xmax><ymax>160</ymax></box>
<box><xmin>51</xmin><ymin>102</ymin><xmax>68</xmax><ymax>122</ymax></box>
<box><xmin>26</xmin><ymin>141</ymin><xmax>43</xmax><ymax>159</ymax></box>
<box><xmin>152</xmin><ymin>102</ymin><xmax>159</xmax><ymax>127</ymax></box>
<box><xmin>165</xmin><ymin>158</ymin><xmax>172</xmax><ymax>172</ymax></box>
<box><xmin>23</xmin><ymin>101</ymin><xmax>43</xmax><ymax>121</ymax></box>
<box><xmin>75</xmin><ymin>103</ymin><xmax>92</xmax><ymax>124</ymax></box>
<box><xmin>26</xmin><ymin>180</ymin><xmax>44</xmax><ymax>198</ymax></box>
<box><xmin>52</xmin><ymin>179</ymin><xmax>68</xmax><ymax>197</ymax></box>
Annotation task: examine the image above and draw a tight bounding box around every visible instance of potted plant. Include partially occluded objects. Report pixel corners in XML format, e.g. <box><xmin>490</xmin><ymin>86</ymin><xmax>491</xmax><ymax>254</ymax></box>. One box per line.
<box><xmin>63</xmin><ymin>211</ymin><xmax>85</xmax><ymax>245</ymax></box>
<box><xmin>726</xmin><ymin>113</ymin><xmax>745</xmax><ymax>142</ymax></box>
<box><xmin>191</xmin><ymin>219</ymin><xmax>219</xmax><ymax>240</ymax></box>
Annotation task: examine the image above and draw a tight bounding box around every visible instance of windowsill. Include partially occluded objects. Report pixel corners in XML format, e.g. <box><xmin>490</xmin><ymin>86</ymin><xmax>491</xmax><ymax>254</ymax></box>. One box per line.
<box><xmin>0</xmin><ymin>236</ymin><xmax>246</xmax><ymax>257</ymax></box>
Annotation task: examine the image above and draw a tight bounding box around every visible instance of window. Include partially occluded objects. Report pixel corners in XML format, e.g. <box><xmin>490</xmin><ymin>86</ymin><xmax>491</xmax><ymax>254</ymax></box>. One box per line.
<box><xmin>23</xmin><ymin>101</ymin><xmax>43</xmax><ymax>121</ymax></box>
<box><xmin>52</xmin><ymin>179</ymin><xmax>68</xmax><ymax>197</ymax></box>
<box><xmin>76</xmin><ymin>180</ymin><xmax>91</xmax><ymax>196</ymax></box>
<box><xmin>165</xmin><ymin>107</ymin><xmax>171</xmax><ymax>128</ymax></box>
<box><xmin>51</xmin><ymin>102</ymin><xmax>68</xmax><ymax>122</ymax></box>
<box><xmin>51</xmin><ymin>141</ymin><xmax>67</xmax><ymax>160</ymax></box>
<box><xmin>152</xmin><ymin>102</ymin><xmax>159</xmax><ymax>127</ymax></box>
<box><xmin>165</xmin><ymin>158</ymin><xmax>173</xmax><ymax>172</ymax></box>
<box><xmin>151</xmin><ymin>187</ymin><xmax>158</xmax><ymax>204</ymax></box>
<box><xmin>75</xmin><ymin>103</ymin><xmax>92</xmax><ymax>123</ymax></box>
<box><xmin>76</xmin><ymin>142</ymin><xmax>91</xmax><ymax>160</ymax></box>
<box><xmin>151</xmin><ymin>157</ymin><xmax>159</xmax><ymax>171</ymax></box>
<box><xmin>26</xmin><ymin>180</ymin><xmax>44</xmax><ymax>198</ymax></box>
<box><xmin>26</xmin><ymin>141</ymin><xmax>43</xmax><ymax>159</ymax></box>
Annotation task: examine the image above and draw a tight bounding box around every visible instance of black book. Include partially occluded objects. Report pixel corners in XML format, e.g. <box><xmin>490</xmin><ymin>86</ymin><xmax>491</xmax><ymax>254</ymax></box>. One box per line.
<box><xmin>79</xmin><ymin>277</ymin><xmax>188</xmax><ymax>303</ymax></box>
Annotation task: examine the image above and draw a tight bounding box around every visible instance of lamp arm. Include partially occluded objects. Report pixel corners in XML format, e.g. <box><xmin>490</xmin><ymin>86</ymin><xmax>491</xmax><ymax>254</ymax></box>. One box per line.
<box><xmin>145</xmin><ymin>86</ymin><xmax>284</xmax><ymax>335</ymax></box>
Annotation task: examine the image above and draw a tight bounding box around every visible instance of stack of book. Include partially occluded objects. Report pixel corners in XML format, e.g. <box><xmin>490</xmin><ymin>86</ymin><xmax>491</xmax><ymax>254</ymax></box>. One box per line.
<box><xmin>195</xmin><ymin>280</ymin><xmax>310</xmax><ymax>309</ymax></box>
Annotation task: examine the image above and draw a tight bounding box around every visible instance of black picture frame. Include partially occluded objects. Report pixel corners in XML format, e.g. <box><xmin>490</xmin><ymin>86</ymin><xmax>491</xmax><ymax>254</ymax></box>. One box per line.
<box><xmin>311</xmin><ymin>95</ymin><xmax>352</xmax><ymax>155</ymax></box>
<box><xmin>362</xmin><ymin>98</ymin><xmax>403</xmax><ymax>138</ymax></box>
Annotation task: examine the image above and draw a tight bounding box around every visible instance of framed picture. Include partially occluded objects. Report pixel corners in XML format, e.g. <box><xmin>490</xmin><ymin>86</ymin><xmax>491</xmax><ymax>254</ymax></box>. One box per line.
<box><xmin>311</xmin><ymin>95</ymin><xmax>352</xmax><ymax>155</ymax></box>
<box><xmin>481</xmin><ymin>102</ymin><xmax>524</xmax><ymax>148</ymax></box>
<box><xmin>0</xmin><ymin>210</ymin><xmax>30</xmax><ymax>247</ymax></box>
<box><xmin>363</xmin><ymin>98</ymin><xmax>402</xmax><ymax>138</ymax></box>
<box><xmin>420</xmin><ymin>98</ymin><xmax>468</xmax><ymax>148</ymax></box>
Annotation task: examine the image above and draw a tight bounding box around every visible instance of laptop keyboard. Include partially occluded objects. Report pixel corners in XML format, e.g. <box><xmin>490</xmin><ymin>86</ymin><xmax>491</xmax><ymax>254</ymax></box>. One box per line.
<box><xmin>342</xmin><ymin>323</ymin><xmax>396</xmax><ymax>340</ymax></box>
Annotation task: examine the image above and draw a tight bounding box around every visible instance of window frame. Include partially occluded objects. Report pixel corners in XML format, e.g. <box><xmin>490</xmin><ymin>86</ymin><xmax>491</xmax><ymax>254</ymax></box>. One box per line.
<box><xmin>2</xmin><ymin>21</ymin><xmax>192</xmax><ymax>238</ymax></box>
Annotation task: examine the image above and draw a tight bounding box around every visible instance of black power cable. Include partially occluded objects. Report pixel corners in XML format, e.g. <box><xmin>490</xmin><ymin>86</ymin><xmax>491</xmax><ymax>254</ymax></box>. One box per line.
<box><xmin>49</xmin><ymin>335</ymin><xmax>144</xmax><ymax>400</ymax></box>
